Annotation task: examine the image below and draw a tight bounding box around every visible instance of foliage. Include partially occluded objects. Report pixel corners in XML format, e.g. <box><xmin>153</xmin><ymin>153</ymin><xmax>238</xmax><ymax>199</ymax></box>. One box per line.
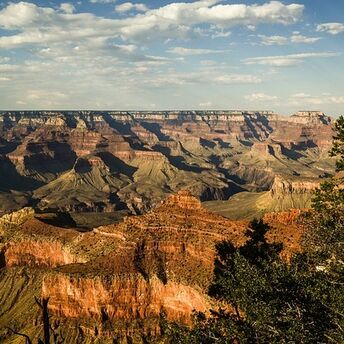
<box><xmin>165</xmin><ymin>218</ymin><xmax>343</xmax><ymax>343</ymax></box>
<box><xmin>303</xmin><ymin>179</ymin><xmax>344</xmax><ymax>269</ymax></box>
<box><xmin>302</xmin><ymin>113</ymin><xmax>344</xmax><ymax>294</ymax></box>
<box><xmin>329</xmin><ymin>115</ymin><xmax>344</xmax><ymax>171</ymax></box>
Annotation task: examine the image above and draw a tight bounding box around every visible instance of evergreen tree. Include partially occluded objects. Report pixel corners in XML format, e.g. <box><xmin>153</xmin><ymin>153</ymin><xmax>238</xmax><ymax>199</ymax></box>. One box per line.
<box><xmin>165</xmin><ymin>220</ymin><xmax>339</xmax><ymax>343</ymax></box>
<box><xmin>330</xmin><ymin>115</ymin><xmax>344</xmax><ymax>171</ymax></box>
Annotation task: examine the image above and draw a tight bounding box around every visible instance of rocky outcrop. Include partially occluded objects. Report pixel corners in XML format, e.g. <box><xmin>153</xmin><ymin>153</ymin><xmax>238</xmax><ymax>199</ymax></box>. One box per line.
<box><xmin>32</xmin><ymin>192</ymin><xmax>247</xmax><ymax>336</ymax></box>
<box><xmin>270</xmin><ymin>175</ymin><xmax>320</xmax><ymax>195</ymax></box>
<box><xmin>0</xmin><ymin>207</ymin><xmax>35</xmax><ymax>227</ymax></box>
<box><xmin>0</xmin><ymin>192</ymin><xmax>309</xmax><ymax>342</ymax></box>
<box><xmin>264</xmin><ymin>209</ymin><xmax>304</xmax><ymax>260</ymax></box>
<box><xmin>251</xmin><ymin>142</ymin><xmax>282</xmax><ymax>157</ymax></box>
<box><xmin>43</xmin><ymin>274</ymin><xmax>209</xmax><ymax>324</ymax></box>
<box><xmin>4</xmin><ymin>239</ymin><xmax>83</xmax><ymax>268</ymax></box>
<box><xmin>252</xmin><ymin>175</ymin><xmax>319</xmax><ymax>214</ymax></box>
<box><xmin>159</xmin><ymin>190</ymin><xmax>202</xmax><ymax>210</ymax></box>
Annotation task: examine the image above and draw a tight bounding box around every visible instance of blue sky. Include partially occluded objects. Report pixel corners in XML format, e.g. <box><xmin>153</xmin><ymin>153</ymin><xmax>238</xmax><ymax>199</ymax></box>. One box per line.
<box><xmin>0</xmin><ymin>0</ymin><xmax>343</xmax><ymax>115</ymax></box>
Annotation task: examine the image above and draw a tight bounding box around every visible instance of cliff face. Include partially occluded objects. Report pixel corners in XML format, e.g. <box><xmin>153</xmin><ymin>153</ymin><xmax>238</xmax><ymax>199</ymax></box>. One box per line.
<box><xmin>0</xmin><ymin>207</ymin><xmax>35</xmax><ymax>227</ymax></box>
<box><xmin>264</xmin><ymin>209</ymin><xmax>304</xmax><ymax>261</ymax></box>
<box><xmin>43</xmin><ymin>274</ymin><xmax>208</xmax><ymax>324</ymax></box>
<box><xmin>160</xmin><ymin>189</ymin><xmax>203</xmax><ymax>210</ymax></box>
<box><xmin>270</xmin><ymin>175</ymin><xmax>320</xmax><ymax>195</ymax></box>
<box><xmin>0</xmin><ymin>110</ymin><xmax>335</xmax><ymax>215</ymax></box>
<box><xmin>0</xmin><ymin>191</ymin><xmax>306</xmax><ymax>342</ymax></box>
<box><xmin>1</xmin><ymin>210</ymin><xmax>85</xmax><ymax>268</ymax></box>
<box><xmin>4</xmin><ymin>240</ymin><xmax>82</xmax><ymax>268</ymax></box>
<box><xmin>253</xmin><ymin>175</ymin><xmax>319</xmax><ymax>214</ymax></box>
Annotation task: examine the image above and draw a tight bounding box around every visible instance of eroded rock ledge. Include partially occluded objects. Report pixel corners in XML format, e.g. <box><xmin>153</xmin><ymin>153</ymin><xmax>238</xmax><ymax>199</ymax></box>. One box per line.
<box><xmin>0</xmin><ymin>191</ymin><xmax>306</xmax><ymax>342</ymax></box>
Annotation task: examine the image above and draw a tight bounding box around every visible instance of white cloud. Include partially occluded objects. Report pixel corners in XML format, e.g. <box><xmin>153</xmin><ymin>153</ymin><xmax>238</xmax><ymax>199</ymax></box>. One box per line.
<box><xmin>130</xmin><ymin>70</ymin><xmax>262</xmax><ymax>88</ymax></box>
<box><xmin>200</xmin><ymin>59</ymin><xmax>217</xmax><ymax>66</ymax></box>
<box><xmin>90</xmin><ymin>0</ymin><xmax>117</xmax><ymax>3</ymax></box>
<box><xmin>111</xmin><ymin>43</ymin><xmax>137</xmax><ymax>53</ymax></box>
<box><xmin>59</xmin><ymin>3</ymin><xmax>75</xmax><ymax>14</ymax></box>
<box><xmin>0</xmin><ymin>1</ymin><xmax>304</xmax><ymax>48</ymax></box>
<box><xmin>259</xmin><ymin>34</ymin><xmax>321</xmax><ymax>46</ymax></box>
<box><xmin>244</xmin><ymin>52</ymin><xmax>338</xmax><ymax>67</ymax></box>
<box><xmin>214</xmin><ymin>74</ymin><xmax>261</xmax><ymax>84</ymax></box>
<box><xmin>115</xmin><ymin>2</ymin><xmax>148</xmax><ymax>13</ymax></box>
<box><xmin>290</xmin><ymin>93</ymin><xmax>344</xmax><ymax>105</ymax></box>
<box><xmin>292</xmin><ymin>92</ymin><xmax>310</xmax><ymax>98</ymax></box>
<box><xmin>0</xmin><ymin>64</ymin><xmax>20</xmax><ymax>72</ymax></box>
<box><xmin>0</xmin><ymin>57</ymin><xmax>10</xmax><ymax>63</ymax></box>
<box><xmin>245</xmin><ymin>93</ymin><xmax>278</xmax><ymax>102</ymax></box>
<box><xmin>118</xmin><ymin>0</ymin><xmax>304</xmax><ymax>41</ymax></box>
<box><xmin>259</xmin><ymin>35</ymin><xmax>288</xmax><ymax>46</ymax></box>
<box><xmin>19</xmin><ymin>89</ymin><xmax>69</xmax><ymax>107</ymax></box>
<box><xmin>167</xmin><ymin>47</ymin><xmax>226</xmax><ymax>56</ymax></box>
<box><xmin>27</xmin><ymin>90</ymin><xmax>67</xmax><ymax>101</ymax></box>
<box><xmin>210</xmin><ymin>26</ymin><xmax>231</xmax><ymax>39</ymax></box>
<box><xmin>199</xmin><ymin>101</ymin><xmax>212</xmax><ymax>107</ymax></box>
<box><xmin>290</xmin><ymin>34</ymin><xmax>321</xmax><ymax>44</ymax></box>
<box><xmin>316</xmin><ymin>22</ymin><xmax>344</xmax><ymax>35</ymax></box>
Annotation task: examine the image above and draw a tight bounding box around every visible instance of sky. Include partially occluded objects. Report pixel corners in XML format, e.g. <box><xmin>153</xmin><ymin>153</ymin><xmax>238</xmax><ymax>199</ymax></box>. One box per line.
<box><xmin>0</xmin><ymin>0</ymin><xmax>343</xmax><ymax>115</ymax></box>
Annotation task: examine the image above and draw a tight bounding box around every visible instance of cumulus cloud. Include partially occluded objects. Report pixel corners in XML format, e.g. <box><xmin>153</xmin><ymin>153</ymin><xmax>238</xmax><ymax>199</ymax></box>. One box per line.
<box><xmin>245</xmin><ymin>93</ymin><xmax>278</xmax><ymax>101</ymax></box>
<box><xmin>117</xmin><ymin>0</ymin><xmax>304</xmax><ymax>41</ymax></box>
<box><xmin>211</xmin><ymin>28</ymin><xmax>231</xmax><ymax>39</ymax></box>
<box><xmin>244</xmin><ymin>52</ymin><xmax>338</xmax><ymax>67</ymax></box>
<box><xmin>0</xmin><ymin>1</ymin><xmax>304</xmax><ymax>48</ymax></box>
<box><xmin>316</xmin><ymin>23</ymin><xmax>344</xmax><ymax>35</ymax></box>
<box><xmin>115</xmin><ymin>2</ymin><xmax>148</xmax><ymax>13</ymax></box>
<box><xmin>59</xmin><ymin>3</ymin><xmax>76</xmax><ymax>14</ymax></box>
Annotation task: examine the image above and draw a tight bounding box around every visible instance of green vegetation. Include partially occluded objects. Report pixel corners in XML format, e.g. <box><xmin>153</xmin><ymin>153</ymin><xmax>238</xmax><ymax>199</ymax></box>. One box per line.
<box><xmin>330</xmin><ymin>115</ymin><xmax>344</xmax><ymax>171</ymax></box>
<box><xmin>164</xmin><ymin>116</ymin><xmax>344</xmax><ymax>343</ymax></box>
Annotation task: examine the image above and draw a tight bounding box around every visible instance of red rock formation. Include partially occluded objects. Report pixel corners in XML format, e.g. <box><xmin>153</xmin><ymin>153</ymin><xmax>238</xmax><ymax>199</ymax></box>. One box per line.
<box><xmin>0</xmin><ymin>191</ymin><xmax>310</xmax><ymax>341</ymax></box>
<box><xmin>264</xmin><ymin>209</ymin><xmax>305</xmax><ymax>260</ymax></box>
<box><xmin>158</xmin><ymin>190</ymin><xmax>203</xmax><ymax>210</ymax></box>
<box><xmin>131</xmin><ymin>124</ymin><xmax>159</xmax><ymax>145</ymax></box>
<box><xmin>5</xmin><ymin>240</ymin><xmax>82</xmax><ymax>268</ymax></box>
<box><xmin>69</xmin><ymin>129</ymin><xmax>103</xmax><ymax>157</ymax></box>
<box><xmin>43</xmin><ymin>274</ymin><xmax>209</xmax><ymax>324</ymax></box>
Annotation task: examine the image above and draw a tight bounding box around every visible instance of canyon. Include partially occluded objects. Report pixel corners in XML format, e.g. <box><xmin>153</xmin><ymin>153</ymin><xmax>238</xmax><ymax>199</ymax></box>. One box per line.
<box><xmin>0</xmin><ymin>110</ymin><xmax>335</xmax><ymax>342</ymax></box>
<box><xmin>0</xmin><ymin>110</ymin><xmax>335</xmax><ymax>217</ymax></box>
